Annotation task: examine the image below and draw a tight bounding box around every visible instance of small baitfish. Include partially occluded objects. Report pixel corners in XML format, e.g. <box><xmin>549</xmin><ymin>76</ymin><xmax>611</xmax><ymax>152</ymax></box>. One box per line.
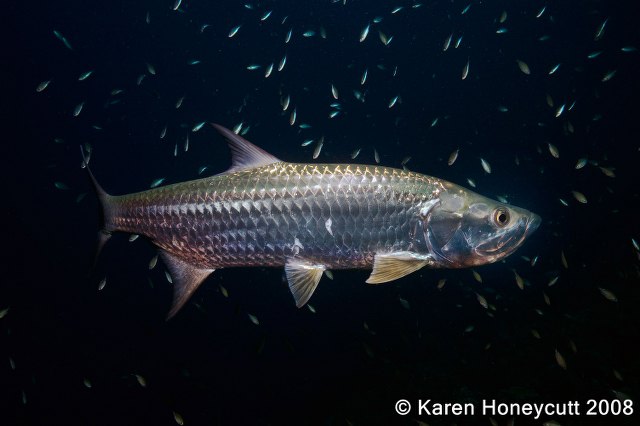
<box><xmin>83</xmin><ymin>124</ymin><xmax>540</xmax><ymax>318</ymax></box>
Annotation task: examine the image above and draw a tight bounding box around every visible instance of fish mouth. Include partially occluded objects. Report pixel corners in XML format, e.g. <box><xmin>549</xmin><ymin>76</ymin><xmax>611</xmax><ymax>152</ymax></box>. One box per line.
<box><xmin>475</xmin><ymin>214</ymin><xmax>539</xmax><ymax>260</ymax></box>
<box><xmin>476</xmin><ymin>234</ymin><xmax>516</xmax><ymax>254</ymax></box>
<box><xmin>496</xmin><ymin>214</ymin><xmax>540</xmax><ymax>256</ymax></box>
<box><xmin>526</xmin><ymin>214</ymin><xmax>541</xmax><ymax>235</ymax></box>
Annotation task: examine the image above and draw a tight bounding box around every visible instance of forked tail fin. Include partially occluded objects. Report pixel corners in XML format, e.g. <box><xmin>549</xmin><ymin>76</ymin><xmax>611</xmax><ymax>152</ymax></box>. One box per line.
<box><xmin>80</xmin><ymin>146</ymin><xmax>114</xmax><ymax>264</ymax></box>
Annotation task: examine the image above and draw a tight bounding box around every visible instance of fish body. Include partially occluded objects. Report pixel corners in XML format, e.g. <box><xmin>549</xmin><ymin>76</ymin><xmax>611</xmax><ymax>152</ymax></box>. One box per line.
<box><xmin>85</xmin><ymin>124</ymin><xmax>540</xmax><ymax>317</ymax></box>
<box><xmin>108</xmin><ymin>172</ymin><xmax>434</xmax><ymax>271</ymax></box>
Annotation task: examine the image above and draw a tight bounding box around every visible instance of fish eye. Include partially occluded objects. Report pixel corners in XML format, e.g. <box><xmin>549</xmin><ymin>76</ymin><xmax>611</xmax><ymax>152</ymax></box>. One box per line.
<box><xmin>493</xmin><ymin>208</ymin><xmax>510</xmax><ymax>227</ymax></box>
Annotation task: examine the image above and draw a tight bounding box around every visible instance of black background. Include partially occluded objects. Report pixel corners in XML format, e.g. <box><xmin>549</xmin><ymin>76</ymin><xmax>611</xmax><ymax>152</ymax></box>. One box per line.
<box><xmin>3</xmin><ymin>0</ymin><xmax>639</xmax><ymax>425</ymax></box>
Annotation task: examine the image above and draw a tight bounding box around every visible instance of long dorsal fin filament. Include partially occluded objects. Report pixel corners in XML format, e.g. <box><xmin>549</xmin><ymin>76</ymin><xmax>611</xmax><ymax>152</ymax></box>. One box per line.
<box><xmin>211</xmin><ymin>123</ymin><xmax>281</xmax><ymax>173</ymax></box>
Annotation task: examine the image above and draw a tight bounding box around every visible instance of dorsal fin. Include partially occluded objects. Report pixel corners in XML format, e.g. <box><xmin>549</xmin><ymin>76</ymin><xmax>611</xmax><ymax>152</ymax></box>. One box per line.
<box><xmin>160</xmin><ymin>250</ymin><xmax>215</xmax><ymax>319</ymax></box>
<box><xmin>211</xmin><ymin>123</ymin><xmax>281</xmax><ymax>173</ymax></box>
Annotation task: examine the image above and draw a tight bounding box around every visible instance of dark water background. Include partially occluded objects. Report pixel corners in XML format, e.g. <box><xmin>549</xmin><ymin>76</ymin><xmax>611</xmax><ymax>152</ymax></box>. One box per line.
<box><xmin>3</xmin><ymin>0</ymin><xmax>640</xmax><ymax>425</ymax></box>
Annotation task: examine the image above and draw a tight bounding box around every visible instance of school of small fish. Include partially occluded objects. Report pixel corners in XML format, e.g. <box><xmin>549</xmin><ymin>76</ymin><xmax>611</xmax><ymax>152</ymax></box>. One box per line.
<box><xmin>18</xmin><ymin>1</ymin><xmax>639</xmax><ymax>424</ymax></box>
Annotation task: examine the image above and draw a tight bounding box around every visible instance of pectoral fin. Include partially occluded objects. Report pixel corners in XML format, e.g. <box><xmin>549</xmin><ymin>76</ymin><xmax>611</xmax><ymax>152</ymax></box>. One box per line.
<box><xmin>160</xmin><ymin>251</ymin><xmax>215</xmax><ymax>319</ymax></box>
<box><xmin>285</xmin><ymin>258</ymin><xmax>326</xmax><ymax>308</ymax></box>
<box><xmin>366</xmin><ymin>251</ymin><xmax>431</xmax><ymax>284</ymax></box>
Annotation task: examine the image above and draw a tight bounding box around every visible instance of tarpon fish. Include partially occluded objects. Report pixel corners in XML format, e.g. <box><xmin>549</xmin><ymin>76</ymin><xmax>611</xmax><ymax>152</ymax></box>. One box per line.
<box><xmin>84</xmin><ymin>124</ymin><xmax>540</xmax><ymax>318</ymax></box>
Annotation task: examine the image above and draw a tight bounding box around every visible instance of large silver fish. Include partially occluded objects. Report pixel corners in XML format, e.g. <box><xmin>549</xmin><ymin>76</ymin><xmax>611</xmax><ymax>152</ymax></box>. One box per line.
<box><xmin>84</xmin><ymin>124</ymin><xmax>540</xmax><ymax>318</ymax></box>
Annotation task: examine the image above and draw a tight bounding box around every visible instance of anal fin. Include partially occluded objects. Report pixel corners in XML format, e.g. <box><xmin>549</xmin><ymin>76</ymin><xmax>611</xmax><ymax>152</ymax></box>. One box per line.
<box><xmin>366</xmin><ymin>251</ymin><xmax>432</xmax><ymax>284</ymax></box>
<box><xmin>285</xmin><ymin>258</ymin><xmax>326</xmax><ymax>308</ymax></box>
<box><xmin>92</xmin><ymin>230</ymin><xmax>111</xmax><ymax>268</ymax></box>
<box><xmin>160</xmin><ymin>251</ymin><xmax>215</xmax><ymax>319</ymax></box>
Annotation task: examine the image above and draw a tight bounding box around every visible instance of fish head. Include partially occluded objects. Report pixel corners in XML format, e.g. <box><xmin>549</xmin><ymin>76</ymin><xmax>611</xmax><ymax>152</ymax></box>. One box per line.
<box><xmin>419</xmin><ymin>184</ymin><xmax>540</xmax><ymax>268</ymax></box>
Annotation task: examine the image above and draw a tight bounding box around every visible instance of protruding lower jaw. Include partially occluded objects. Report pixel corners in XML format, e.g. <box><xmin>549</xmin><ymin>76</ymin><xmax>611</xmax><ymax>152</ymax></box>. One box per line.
<box><xmin>527</xmin><ymin>214</ymin><xmax>542</xmax><ymax>235</ymax></box>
